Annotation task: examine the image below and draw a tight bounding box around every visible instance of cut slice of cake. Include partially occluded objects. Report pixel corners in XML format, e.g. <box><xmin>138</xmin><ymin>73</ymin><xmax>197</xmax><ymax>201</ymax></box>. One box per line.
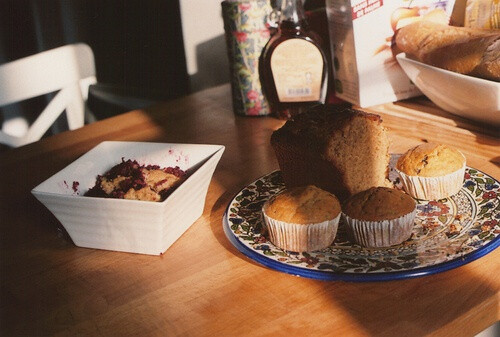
<box><xmin>270</xmin><ymin>105</ymin><xmax>390</xmax><ymax>201</ymax></box>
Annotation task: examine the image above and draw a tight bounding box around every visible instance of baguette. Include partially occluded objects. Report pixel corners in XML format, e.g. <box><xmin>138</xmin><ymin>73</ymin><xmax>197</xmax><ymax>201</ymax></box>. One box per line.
<box><xmin>394</xmin><ymin>21</ymin><xmax>500</xmax><ymax>81</ymax></box>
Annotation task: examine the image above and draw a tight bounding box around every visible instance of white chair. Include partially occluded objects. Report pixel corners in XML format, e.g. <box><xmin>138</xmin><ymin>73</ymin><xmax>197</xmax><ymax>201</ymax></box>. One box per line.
<box><xmin>0</xmin><ymin>43</ymin><xmax>97</xmax><ymax>147</ymax></box>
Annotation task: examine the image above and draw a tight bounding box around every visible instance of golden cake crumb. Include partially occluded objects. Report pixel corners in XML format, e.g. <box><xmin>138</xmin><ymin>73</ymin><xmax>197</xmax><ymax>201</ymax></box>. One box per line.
<box><xmin>270</xmin><ymin>106</ymin><xmax>390</xmax><ymax>201</ymax></box>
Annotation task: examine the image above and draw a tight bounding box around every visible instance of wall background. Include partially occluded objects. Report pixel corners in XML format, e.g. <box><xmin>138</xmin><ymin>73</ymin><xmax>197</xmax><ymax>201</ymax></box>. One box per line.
<box><xmin>180</xmin><ymin>0</ymin><xmax>229</xmax><ymax>93</ymax></box>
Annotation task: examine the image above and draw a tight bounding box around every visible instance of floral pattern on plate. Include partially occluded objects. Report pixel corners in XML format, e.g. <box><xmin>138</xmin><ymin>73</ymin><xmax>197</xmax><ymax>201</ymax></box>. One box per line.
<box><xmin>223</xmin><ymin>159</ymin><xmax>499</xmax><ymax>280</ymax></box>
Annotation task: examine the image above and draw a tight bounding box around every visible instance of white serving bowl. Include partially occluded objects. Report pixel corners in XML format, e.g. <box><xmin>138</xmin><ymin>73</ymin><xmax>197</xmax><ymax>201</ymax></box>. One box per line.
<box><xmin>32</xmin><ymin>141</ymin><xmax>224</xmax><ymax>255</ymax></box>
<box><xmin>396</xmin><ymin>54</ymin><xmax>500</xmax><ymax>126</ymax></box>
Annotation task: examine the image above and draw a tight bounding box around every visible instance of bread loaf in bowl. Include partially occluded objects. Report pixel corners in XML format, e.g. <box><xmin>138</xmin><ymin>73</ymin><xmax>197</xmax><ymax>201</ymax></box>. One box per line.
<box><xmin>394</xmin><ymin>21</ymin><xmax>500</xmax><ymax>81</ymax></box>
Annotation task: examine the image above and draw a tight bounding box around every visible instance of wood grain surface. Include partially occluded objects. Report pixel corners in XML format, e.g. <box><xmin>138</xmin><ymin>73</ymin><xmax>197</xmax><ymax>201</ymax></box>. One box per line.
<box><xmin>0</xmin><ymin>84</ymin><xmax>498</xmax><ymax>336</ymax></box>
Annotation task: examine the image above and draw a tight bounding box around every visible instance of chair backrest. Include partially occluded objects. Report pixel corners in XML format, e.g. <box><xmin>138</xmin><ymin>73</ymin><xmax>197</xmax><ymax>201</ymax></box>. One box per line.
<box><xmin>0</xmin><ymin>43</ymin><xmax>97</xmax><ymax>147</ymax></box>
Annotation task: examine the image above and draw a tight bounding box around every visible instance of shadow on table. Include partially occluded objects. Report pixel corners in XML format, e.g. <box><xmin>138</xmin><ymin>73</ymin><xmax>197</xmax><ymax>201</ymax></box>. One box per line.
<box><xmin>316</xmin><ymin>269</ymin><xmax>497</xmax><ymax>336</ymax></box>
<box><xmin>208</xmin><ymin>180</ymin><xmax>498</xmax><ymax>336</ymax></box>
<box><xmin>394</xmin><ymin>98</ymin><xmax>500</xmax><ymax>139</ymax></box>
<box><xmin>491</xmin><ymin>157</ymin><xmax>500</xmax><ymax>168</ymax></box>
<box><xmin>207</xmin><ymin>193</ymin><xmax>498</xmax><ymax>336</ymax></box>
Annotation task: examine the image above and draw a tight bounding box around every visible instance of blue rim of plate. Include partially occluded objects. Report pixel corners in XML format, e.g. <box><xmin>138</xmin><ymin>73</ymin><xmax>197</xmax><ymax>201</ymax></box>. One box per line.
<box><xmin>222</xmin><ymin>168</ymin><xmax>500</xmax><ymax>282</ymax></box>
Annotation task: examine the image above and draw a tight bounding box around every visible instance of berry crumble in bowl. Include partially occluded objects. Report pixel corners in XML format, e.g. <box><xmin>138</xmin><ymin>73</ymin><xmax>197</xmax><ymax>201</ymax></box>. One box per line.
<box><xmin>85</xmin><ymin>158</ymin><xmax>187</xmax><ymax>202</ymax></box>
<box><xmin>31</xmin><ymin>141</ymin><xmax>225</xmax><ymax>255</ymax></box>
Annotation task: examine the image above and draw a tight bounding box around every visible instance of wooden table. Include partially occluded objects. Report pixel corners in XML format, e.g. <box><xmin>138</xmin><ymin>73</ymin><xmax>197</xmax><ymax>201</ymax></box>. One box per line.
<box><xmin>1</xmin><ymin>84</ymin><xmax>498</xmax><ymax>336</ymax></box>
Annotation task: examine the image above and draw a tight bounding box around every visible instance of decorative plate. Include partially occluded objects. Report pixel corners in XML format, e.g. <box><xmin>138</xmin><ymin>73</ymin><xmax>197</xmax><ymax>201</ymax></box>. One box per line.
<box><xmin>223</xmin><ymin>157</ymin><xmax>500</xmax><ymax>281</ymax></box>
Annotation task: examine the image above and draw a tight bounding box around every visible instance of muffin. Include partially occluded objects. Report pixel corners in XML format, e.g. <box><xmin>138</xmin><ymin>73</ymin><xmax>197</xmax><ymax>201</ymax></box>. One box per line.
<box><xmin>262</xmin><ymin>185</ymin><xmax>341</xmax><ymax>252</ymax></box>
<box><xmin>396</xmin><ymin>143</ymin><xmax>466</xmax><ymax>200</ymax></box>
<box><xmin>342</xmin><ymin>187</ymin><xmax>416</xmax><ymax>248</ymax></box>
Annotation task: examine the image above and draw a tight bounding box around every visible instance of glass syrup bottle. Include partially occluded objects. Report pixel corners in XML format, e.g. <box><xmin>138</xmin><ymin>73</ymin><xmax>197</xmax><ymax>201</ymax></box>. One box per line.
<box><xmin>259</xmin><ymin>0</ymin><xmax>329</xmax><ymax>119</ymax></box>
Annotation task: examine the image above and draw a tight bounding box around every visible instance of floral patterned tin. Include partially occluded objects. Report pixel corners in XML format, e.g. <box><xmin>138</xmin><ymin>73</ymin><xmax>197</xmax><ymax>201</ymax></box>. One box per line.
<box><xmin>222</xmin><ymin>0</ymin><xmax>272</xmax><ymax>116</ymax></box>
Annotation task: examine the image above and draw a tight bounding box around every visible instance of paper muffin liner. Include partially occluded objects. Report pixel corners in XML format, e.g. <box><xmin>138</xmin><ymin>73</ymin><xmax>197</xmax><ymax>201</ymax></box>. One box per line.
<box><xmin>395</xmin><ymin>162</ymin><xmax>466</xmax><ymax>200</ymax></box>
<box><xmin>262</xmin><ymin>211</ymin><xmax>341</xmax><ymax>252</ymax></box>
<box><xmin>342</xmin><ymin>208</ymin><xmax>417</xmax><ymax>248</ymax></box>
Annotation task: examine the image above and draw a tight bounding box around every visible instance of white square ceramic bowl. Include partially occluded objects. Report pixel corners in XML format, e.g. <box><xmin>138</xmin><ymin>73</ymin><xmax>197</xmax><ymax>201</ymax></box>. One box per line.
<box><xmin>32</xmin><ymin>141</ymin><xmax>225</xmax><ymax>255</ymax></box>
<box><xmin>396</xmin><ymin>54</ymin><xmax>500</xmax><ymax>126</ymax></box>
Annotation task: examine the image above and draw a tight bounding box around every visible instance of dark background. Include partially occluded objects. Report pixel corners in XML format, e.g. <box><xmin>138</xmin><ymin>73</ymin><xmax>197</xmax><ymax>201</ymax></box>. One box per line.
<box><xmin>0</xmin><ymin>0</ymin><xmax>189</xmax><ymax>101</ymax></box>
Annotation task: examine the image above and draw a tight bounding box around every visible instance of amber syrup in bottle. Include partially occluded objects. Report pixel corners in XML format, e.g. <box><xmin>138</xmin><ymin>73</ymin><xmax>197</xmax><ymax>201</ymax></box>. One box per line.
<box><xmin>259</xmin><ymin>0</ymin><xmax>329</xmax><ymax>119</ymax></box>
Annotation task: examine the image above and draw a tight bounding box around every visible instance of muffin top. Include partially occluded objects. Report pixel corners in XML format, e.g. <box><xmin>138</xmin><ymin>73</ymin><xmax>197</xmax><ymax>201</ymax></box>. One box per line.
<box><xmin>263</xmin><ymin>185</ymin><xmax>341</xmax><ymax>224</ymax></box>
<box><xmin>342</xmin><ymin>187</ymin><xmax>415</xmax><ymax>221</ymax></box>
<box><xmin>396</xmin><ymin>143</ymin><xmax>465</xmax><ymax>177</ymax></box>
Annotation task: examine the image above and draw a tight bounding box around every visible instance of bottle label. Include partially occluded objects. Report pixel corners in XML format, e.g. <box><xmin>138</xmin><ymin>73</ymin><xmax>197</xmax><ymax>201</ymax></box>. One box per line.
<box><xmin>270</xmin><ymin>39</ymin><xmax>324</xmax><ymax>102</ymax></box>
